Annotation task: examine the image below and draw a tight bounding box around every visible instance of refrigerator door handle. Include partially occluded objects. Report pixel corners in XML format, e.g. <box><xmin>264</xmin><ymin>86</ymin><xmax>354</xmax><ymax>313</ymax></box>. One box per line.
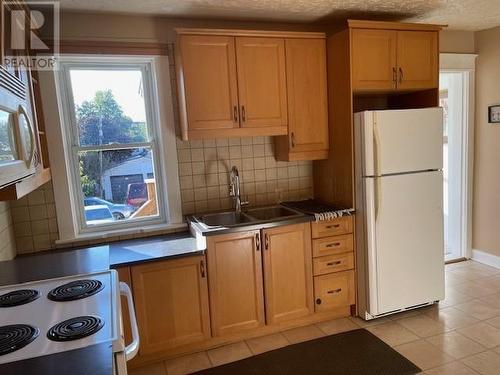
<box><xmin>373</xmin><ymin>115</ymin><xmax>380</xmax><ymax>177</ymax></box>
<box><xmin>375</xmin><ymin>177</ymin><xmax>382</xmax><ymax>220</ymax></box>
<box><xmin>364</xmin><ymin>177</ymin><xmax>379</xmax><ymax>315</ymax></box>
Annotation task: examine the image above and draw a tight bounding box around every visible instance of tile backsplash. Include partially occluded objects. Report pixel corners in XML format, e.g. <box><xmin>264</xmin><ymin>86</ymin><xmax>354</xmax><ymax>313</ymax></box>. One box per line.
<box><xmin>9</xmin><ymin>182</ymin><xmax>59</xmax><ymax>255</ymax></box>
<box><xmin>177</xmin><ymin>136</ymin><xmax>313</xmax><ymax>215</ymax></box>
<box><xmin>0</xmin><ymin>202</ymin><xmax>16</xmax><ymax>260</ymax></box>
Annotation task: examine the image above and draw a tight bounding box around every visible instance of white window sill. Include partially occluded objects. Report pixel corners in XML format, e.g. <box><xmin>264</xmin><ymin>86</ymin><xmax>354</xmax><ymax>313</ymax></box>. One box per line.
<box><xmin>55</xmin><ymin>222</ymin><xmax>188</xmax><ymax>246</ymax></box>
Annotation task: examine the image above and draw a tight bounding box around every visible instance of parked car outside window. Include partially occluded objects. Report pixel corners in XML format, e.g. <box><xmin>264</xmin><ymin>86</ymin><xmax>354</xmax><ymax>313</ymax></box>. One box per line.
<box><xmin>84</xmin><ymin>197</ymin><xmax>136</xmax><ymax>220</ymax></box>
<box><xmin>126</xmin><ymin>182</ymin><xmax>148</xmax><ymax>207</ymax></box>
<box><xmin>84</xmin><ymin>205</ymin><xmax>115</xmax><ymax>225</ymax></box>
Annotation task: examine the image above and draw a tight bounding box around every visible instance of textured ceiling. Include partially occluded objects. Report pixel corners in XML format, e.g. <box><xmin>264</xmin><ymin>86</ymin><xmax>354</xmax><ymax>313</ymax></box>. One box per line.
<box><xmin>58</xmin><ymin>0</ymin><xmax>500</xmax><ymax>31</ymax></box>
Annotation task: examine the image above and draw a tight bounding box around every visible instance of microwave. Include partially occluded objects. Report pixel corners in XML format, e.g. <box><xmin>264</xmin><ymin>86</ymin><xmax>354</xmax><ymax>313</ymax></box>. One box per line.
<box><xmin>0</xmin><ymin>66</ymin><xmax>39</xmax><ymax>189</ymax></box>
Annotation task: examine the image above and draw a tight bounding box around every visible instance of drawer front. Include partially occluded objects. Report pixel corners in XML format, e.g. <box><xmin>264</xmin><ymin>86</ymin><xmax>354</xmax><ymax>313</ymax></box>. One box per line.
<box><xmin>313</xmin><ymin>252</ymin><xmax>354</xmax><ymax>276</ymax></box>
<box><xmin>312</xmin><ymin>234</ymin><xmax>354</xmax><ymax>257</ymax></box>
<box><xmin>311</xmin><ymin>216</ymin><xmax>353</xmax><ymax>238</ymax></box>
<box><xmin>314</xmin><ymin>270</ymin><xmax>355</xmax><ymax>312</ymax></box>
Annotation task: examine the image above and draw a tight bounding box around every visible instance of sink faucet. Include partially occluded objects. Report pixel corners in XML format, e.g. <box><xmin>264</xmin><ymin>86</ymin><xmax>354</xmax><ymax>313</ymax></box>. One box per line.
<box><xmin>229</xmin><ymin>166</ymin><xmax>248</xmax><ymax>213</ymax></box>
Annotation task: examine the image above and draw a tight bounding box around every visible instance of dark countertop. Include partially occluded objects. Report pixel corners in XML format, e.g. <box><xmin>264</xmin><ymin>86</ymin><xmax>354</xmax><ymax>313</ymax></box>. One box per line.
<box><xmin>0</xmin><ymin>246</ymin><xmax>109</xmax><ymax>287</ymax></box>
<box><xmin>108</xmin><ymin>232</ymin><xmax>205</xmax><ymax>267</ymax></box>
<box><xmin>0</xmin><ymin>231</ymin><xmax>204</xmax><ymax>287</ymax></box>
<box><xmin>0</xmin><ymin>342</ymin><xmax>113</xmax><ymax>375</ymax></box>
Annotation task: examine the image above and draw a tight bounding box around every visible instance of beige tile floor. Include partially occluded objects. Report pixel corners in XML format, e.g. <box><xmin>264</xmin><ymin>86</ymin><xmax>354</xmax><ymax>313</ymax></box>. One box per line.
<box><xmin>130</xmin><ymin>260</ymin><xmax>500</xmax><ymax>375</ymax></box>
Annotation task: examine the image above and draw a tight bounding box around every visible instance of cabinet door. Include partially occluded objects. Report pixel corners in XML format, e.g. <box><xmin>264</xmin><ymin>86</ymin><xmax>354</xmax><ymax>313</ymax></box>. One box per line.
<box><xmin>396</xmin><ymin>31</ymin><xmax>438</xmax><ymax>90</ymax></box>
<box><xmin>351</xmin><ymin>29</ymin><xmax>397</xmax><ymax>91</ymax></box>
<box><xmin>178</xmin><ymin>35</ymin><xmax>239</xmax><ymax>131</ymax></box>
<box><xmin>207</xmin><ymin>230</ymin><xmax>265</xmax><ymax>336</ymax></box>
<box><xmin>131</xmin><ymin>256</ymin><xmax>211</xmax><ymax>355</ymax></box>
<box><xmin>235</xmin><ymin>37</ymin><xmax>288</xmax><ymax>128</ymax></box>
<box><xmin>281</xmin><ymin>38</ymin><xmax>328</xmax><ymax>157</ymax></box>
<box><xmin>263</xmin><ymin>223</ymin><xmax>313</xmax><ymax>324</ymax></box>
<box><xmin>314</xmin><ymin>270</ymin><xmax>355</xmax><ymax>312</ymax></box>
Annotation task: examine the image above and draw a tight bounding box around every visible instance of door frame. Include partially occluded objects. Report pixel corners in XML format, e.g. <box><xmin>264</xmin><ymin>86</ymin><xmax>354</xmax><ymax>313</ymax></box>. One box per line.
<box><xmin>440</xmin><ymin>53</ymin><xmax>477</xmax><ymax>261</ymax></box>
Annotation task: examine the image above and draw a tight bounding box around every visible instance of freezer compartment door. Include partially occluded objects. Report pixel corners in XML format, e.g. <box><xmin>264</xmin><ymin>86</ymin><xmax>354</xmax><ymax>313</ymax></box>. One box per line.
<box><xmin>359</xmin><ymin>107</ymin><xmax>443</xmax><ymax>176</ymax></box>
<box><xmin>365</xmin><ymin>171</ymin><xmax>444</xmax><ymax>316</ymax></box>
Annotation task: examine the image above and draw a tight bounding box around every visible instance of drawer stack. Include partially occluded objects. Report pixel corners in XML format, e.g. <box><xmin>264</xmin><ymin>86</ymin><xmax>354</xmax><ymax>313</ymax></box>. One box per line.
<box><xmin>311</xmin><ymin>216</ymin><xmax>355</xmax><ymax>312</ymax></box>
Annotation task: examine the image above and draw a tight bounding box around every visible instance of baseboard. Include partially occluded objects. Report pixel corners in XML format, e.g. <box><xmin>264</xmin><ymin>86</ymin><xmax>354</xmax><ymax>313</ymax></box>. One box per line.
<box><xmin>471</xmin><ymin>249</ymin><xmax>500</xmax><ymax>269</ymax></box>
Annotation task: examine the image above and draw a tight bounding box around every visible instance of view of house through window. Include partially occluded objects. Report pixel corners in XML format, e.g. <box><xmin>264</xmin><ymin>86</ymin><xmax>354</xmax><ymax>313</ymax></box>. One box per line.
<box><xmin>67</xmin><ymin>68</ymin><xmax>160</xmax><ymax>227</ymax></box>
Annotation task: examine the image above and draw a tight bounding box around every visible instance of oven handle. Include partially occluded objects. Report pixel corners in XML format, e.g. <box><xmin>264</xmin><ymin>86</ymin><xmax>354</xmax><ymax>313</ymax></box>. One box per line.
<box><xmin>119</xmin><ymin>282</ymin><xmax>140</xmax><ymax>361</ymax></box>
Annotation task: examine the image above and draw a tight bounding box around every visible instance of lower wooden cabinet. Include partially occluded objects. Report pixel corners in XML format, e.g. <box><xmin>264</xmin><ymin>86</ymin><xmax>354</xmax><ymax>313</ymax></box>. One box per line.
<box><xmin>314</xmin><ymin>270</ymin><xmax>355</xmax><ymax>312</ymax></box>
<box><xmin>131</xmin><ymin>256</ymin><xmax>211</xmax><ymax>355</ymax></box>
<box><xmin>313</xmin><ymin>252</ymin><xmax>354</xmax><ymax>276</ymax></box>
<box><xmin>311</xmin><ymin>215</ymin><xmax>353</xmax><ymax>238</ymax></box>
<box><xmin>262</xmin><ymin>223</ymin><xmax>314</xmax><ymax>324</ymax></box>
<box><xmin>312</xmin><ymin>234</ymin><xmax>354</xmax><ymax>257</ymax></box>
<box><xmin>206</xmin><ymin>230</ymin><xmax>265</xmax><ymax>336</ymax></box>
<box><xmin>119</xmin><ymin>221</ymin><xmax>356</xmax><ymax>361</ymax></box>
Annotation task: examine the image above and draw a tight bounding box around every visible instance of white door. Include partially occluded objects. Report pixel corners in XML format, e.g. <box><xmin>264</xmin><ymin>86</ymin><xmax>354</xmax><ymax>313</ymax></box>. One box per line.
<box><xmin>365</xmin><ymin>171</ymin><xmax>445</xmax><ymax>316</ymax></box>
<box><xmin>360</xmin><ymin>108</ymin><xmax>443</xmax><ymax>176</ymax></box>
<box><xmin>440</xmin><ymin>72</ymin><xmax>469</xmax><ymax>261</ymax></box>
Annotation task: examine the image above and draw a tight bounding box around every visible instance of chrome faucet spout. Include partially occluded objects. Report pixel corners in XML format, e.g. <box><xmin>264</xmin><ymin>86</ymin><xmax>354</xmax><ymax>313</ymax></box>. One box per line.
<box><xmin>229</xmin><ymin>166</ymin><xmax>248</xmax><ymax>213</ymax></box>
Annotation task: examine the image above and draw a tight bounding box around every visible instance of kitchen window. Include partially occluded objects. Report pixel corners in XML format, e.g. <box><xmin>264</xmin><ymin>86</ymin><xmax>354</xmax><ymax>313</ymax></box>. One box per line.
<box><xmin>49</xmin><ymin>55</ymin><xmax>182</xmax><ymax>240</ymax></box>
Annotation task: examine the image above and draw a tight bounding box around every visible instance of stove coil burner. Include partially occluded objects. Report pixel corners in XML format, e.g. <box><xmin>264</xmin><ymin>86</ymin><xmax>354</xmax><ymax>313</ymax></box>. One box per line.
<box><xmin>0</xmin><ymin>324</ymin><xmax>39</xmax><ymax>356</ymax></box>
<box><xmin>47</xmin><ymin>279</ymin><xmax>104</xmax><ymax>302</ymax></box>
<box><xmin>0</xmin><ymin>289</ymin><xmax>40</xmax><ymax>307</ymax></box>
<box><xmin>47</xmin><ymin>316</ymin><xmax>104</xmax><ymax>342</ymax></box>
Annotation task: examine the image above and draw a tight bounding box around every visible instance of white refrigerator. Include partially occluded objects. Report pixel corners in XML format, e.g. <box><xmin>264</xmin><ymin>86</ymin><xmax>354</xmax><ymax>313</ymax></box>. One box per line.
<box><xmin>355</xmin><ymin>107</ymin><xmax>445</xmax><ymax>320</ymax></box>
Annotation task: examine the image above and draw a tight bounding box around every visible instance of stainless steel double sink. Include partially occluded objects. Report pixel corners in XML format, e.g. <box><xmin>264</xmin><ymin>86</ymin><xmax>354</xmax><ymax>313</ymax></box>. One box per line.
<box><xmin>193</xmin><ymin>205</ymin><xmax>302</xmax><ymax>228</ymax></box>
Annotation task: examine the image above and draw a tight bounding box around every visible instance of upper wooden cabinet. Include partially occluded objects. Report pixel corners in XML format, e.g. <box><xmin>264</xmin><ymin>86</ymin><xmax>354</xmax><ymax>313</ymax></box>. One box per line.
<box><xmin>275</xmin><ymin>38</ymin><xmax>329</xmax><ymax>161</ymax></box>
<box><xmin>235</xmin><ymin>37</ymin><xmax>288</xmax><ymax>128</ymax></box>
<box><xmin>351</xmin><ymin>29</ymin><xmax>397</xmax><ymax>91</ymax></box>
<box><xmin>206</xmin><ymin>230</ymin><xmax>265</xmax><ymax>336</ymax></box>
<box><xmin>396</xmin><ymin>31</ymin><xmax>438</xmax><ymax>90</ymax></box>
<box><xmin>177</xmin><ymin>35</ymin><xmax>239</xmax><ymax>131</ymax></box>
<box><xmin>350</xmin><ymin>22</ymin><xmax>440</xmax><ymax>92</ymax></box>
<box><xmin>262</xmin><ymin>223</ymin><xmax>314</xmax><ymax>324</ymax></box>
<box><xmin>176</xmin><ymin>28</ymin><xmax>326</xmax><ymax>140</ymax></box>
<box><xmin>131</xmin><ymin>256</ymin><xmax>211</xmax><ymax>356</ymax></box>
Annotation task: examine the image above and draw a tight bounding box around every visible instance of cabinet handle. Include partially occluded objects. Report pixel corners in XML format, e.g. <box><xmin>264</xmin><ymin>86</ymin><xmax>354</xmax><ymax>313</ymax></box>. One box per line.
<box><xmin>241</xmin><ymin>105</ymin><xmax>246</xmax><ymax>122</ymax></box>
<box><xmin>233</xmin><ymin>105</ymin><xmax>238</xmax><ymax>123</ymax></box>
<box><xmin>264</xmin><ymin>233</ymin><xmax>269</xmax><ymax>250</ymax></box>
<box><xmin>325</xmin><ymin>224</ymin><xmax>341</xmax><ymax>229</ymax></box>
<box><xmin>291</xmin><ymin>132</ymin><xmax>296</xmax><ymax>148</ymax></box>
<box><xmin>200</xmin><ymin>260</ymin><xmax>206</xmax><ymax>278</ymax></box>
<box><xmin>399</xmin><ymin>67</ymin><xmax>403</xmax><ymax>84</ymax></box>
<box><xmin>316</xmin><ymin>298</ymin><xmax>322</xmax><ymax>305</ymax></box>
<box><xmin>326</xmin><ymin>260</ymin><xmax>342</xmax><ymax>266</ymax></box>
<box><xmin>255</xmin><ymin>233</ymin><xmax>261</xmax><ymax>251</ymax></box>
<box><xmin>326</xmin><ymin>242</ymin><xmax>341</xmax><ymax>248</ymax></box>
<box><xmin>327</xmin><ymin>288</ymin><xmax>342</xmax><ymax>294</ymax></box>
<box><xmin>392</xmin><ymin>67</ymin><xmax>397</xmax><ymax>87</ymax></box>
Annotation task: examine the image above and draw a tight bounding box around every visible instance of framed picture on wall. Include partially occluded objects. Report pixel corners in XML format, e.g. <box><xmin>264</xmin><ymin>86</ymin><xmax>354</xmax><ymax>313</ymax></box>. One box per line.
<box><xmin>488</xmin><ymin>105</ymin><xmax>500</xmax><ymax>123</ymax></box>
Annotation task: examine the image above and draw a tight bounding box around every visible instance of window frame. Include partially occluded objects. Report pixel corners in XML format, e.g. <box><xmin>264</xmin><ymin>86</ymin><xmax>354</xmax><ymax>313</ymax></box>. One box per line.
<box><xmin>44</xmin><ymin>54</ymin><xmax>183</xmax><ymax>241</ymax></box>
